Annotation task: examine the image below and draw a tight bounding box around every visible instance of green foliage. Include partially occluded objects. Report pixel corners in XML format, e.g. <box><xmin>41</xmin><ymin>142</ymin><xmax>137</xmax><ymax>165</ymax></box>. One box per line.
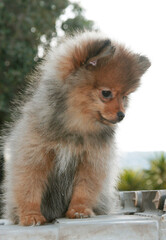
<box><xmin>62</xmin><ymin>15</ymin><xmax>94</xmax><ymax>33</ymax></box>
<box><xmin>118</xmin><ymin>153</ymin><xmax>166</xmax><ymax>191</ymax></box>
<box><xmin>144</xmin><ymin>153</ymin><xmax>166</xmax><ymax>189</ymax></box>
<box><xmin>118</xmin><ymin>169</ymin><xmax>148</xmax><ymax>191</ymax></box>
<box><xmin>0</xmin><ymin>0</ymin><xmax>94</xmax><ymax>126</ymax></box>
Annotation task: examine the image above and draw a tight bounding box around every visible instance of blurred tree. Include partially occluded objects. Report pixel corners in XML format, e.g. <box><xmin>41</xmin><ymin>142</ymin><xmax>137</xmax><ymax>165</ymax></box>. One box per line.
<box><xmin>0</xmin><ymin>0</ymin><xmax>94</xmax><ymax>126</ymax></box>
<box><xmin>118</xmin><ymin>153</ymin><xmax>166</xmax><ymax>191</ymax></box>
<box><xmin>144</xmin><ymin>153</ymin><xmax>166</xmax><ymax>189</ymax></box>
<box><xmin>118</xmin><ymin>169</ymin><xmax>148</xmax><ymax>191</ymax></box>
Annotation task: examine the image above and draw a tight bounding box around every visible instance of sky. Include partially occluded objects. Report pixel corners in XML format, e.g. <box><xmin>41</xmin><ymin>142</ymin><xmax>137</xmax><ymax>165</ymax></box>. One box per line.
<box><xmin>71</xmin><ymin>0</ymin><xmax>166</xmax><ymax>152</ymax></box>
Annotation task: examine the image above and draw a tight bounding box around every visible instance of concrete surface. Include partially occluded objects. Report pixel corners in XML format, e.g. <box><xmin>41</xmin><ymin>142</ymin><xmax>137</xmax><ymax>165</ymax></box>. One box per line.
<box><xmin>0</xmin><ymin>214</ymin><xmax>160</xmax><ymax>240</ymax></box>
<box><xmin>1</xmin><ymin>190</ymin><xmax>166</xmax><ymax>239</ymax></box>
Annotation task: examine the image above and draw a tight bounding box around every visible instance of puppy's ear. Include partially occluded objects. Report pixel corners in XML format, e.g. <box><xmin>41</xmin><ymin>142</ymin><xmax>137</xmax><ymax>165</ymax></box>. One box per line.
<box><xmin>85</xmin><ymin>39</ymin><xmax>116</xmax><ymax>69</ymax></box>
<box><xmin>57</xmin><ymin>38</ymin><xmax>115</xmax><ymax>80</ymax></box>
<box><xmin>136</xmin><ymin>55</ymin><xmax>151</xmax><ymax>76</ymax></box>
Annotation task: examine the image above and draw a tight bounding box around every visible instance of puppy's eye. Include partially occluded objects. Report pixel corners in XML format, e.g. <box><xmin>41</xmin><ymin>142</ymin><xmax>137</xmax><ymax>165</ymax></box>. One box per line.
<box><xmin>101</xmin><ymin>90</ymin><xmax>112</xmax><ymax>99</ymax></box>
<box><xmin>123</xmin><ymin>96</ymin><xmax>128</xmax><ymax>101</ymax></box>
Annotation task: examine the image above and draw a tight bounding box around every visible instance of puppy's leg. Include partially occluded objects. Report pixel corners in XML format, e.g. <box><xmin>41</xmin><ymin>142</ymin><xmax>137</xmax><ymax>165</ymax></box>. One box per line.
<box><xmin>13</xmin><ymin>147</ymin><xmax>54</xmax><ymax>226</ymax></box>
<box><xmin>66</xmin><ymin>158</ymin><xmax>105</xmax><ymax>219</ymax></box>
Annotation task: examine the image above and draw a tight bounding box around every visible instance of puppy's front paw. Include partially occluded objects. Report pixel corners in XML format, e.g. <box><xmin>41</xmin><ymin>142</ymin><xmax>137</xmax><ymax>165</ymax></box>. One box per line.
<box><xmin>66</xmin><ymin>205</ymin><xmax>95</xmax><ymax>219</ymax></box>
<box><xmin>20</xmin><ymin>213</ymin><xmax>46</xmax><ymax>226</ymax></box>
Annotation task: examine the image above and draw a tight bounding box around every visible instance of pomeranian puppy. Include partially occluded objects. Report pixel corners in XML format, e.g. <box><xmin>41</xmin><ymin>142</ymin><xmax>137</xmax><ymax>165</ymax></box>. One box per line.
<box><xmin>2</xmin><ymin>31</ymin><xmax>150</xmax><ymax>226</ymax></box>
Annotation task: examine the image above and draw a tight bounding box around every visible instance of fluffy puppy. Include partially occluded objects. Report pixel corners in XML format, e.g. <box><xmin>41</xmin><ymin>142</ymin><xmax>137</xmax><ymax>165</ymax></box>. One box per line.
<box><xmin>2</xmin><ymin>31</ymin><xmax>151</xmax><ymax>226</ymax></box>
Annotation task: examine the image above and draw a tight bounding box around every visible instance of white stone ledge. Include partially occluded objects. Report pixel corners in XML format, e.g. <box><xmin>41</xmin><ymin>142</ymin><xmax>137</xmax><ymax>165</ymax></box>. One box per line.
<box><xmin>0</xmin><ymin>214</ymin><xmax>160</xmax><ymax>240</ymax></box>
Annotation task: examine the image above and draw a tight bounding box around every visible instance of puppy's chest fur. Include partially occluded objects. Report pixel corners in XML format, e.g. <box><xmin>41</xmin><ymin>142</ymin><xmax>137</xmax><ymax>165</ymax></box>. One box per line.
<box><xmin>52</xmin><ymin>132</ymin><xmax>110</xmax><ymax>173</ymax></box>
<box><xmin>55</xmin><ymin>142</ymin><xmax>83</xmax><ymax>173</ymax></box>
<box><xmin>41</xmin><ymin>135</ymin><xmax>109</xmax><ymax>221</ymax></box>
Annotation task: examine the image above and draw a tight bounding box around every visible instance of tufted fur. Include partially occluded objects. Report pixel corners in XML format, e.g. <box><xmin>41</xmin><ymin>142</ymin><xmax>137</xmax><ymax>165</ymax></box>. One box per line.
<box><xmin>2</xmin><ymin>31</ymin><xmax>151</xmax><ymax>225</ymax></box>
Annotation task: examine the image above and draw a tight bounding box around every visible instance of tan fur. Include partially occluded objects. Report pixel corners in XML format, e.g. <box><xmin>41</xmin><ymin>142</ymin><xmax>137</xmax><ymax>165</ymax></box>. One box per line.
<box><xmin>2</xmin><ymin>31</ymin><xmax>150</xmax><ymax>225</ymax></box>
<box><xmin>14</xmin><ymin>147</ymin><xmax>54</xmax><ymax>225</ymax></box>
<box><xmin>4</xmin><ymin>126</ymin><xmax>55</xmax><ymax>225</ymax></box>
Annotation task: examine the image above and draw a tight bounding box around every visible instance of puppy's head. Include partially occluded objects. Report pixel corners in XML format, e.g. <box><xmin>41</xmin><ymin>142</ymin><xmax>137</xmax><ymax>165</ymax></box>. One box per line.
<box><xmin>54</xmin><ymin>32</ymin><xmax>151</xmax><ymax>133</ymax></box>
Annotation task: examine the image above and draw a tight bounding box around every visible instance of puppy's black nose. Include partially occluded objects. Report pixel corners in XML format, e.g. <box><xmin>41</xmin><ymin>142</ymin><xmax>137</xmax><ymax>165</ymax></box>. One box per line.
<box><xmin>117</xmin><ymin>111</ymin><xmax>125</xmax><ymax>121</ymax></box>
